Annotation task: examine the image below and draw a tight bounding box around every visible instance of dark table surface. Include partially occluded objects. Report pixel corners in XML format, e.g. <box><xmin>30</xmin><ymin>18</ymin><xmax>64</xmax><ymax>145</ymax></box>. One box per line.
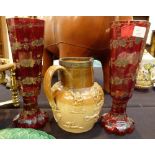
<box><xmin>0</xmin><ymin>68</ymin><xmax>155</xmax><ymax>139</ymax></box>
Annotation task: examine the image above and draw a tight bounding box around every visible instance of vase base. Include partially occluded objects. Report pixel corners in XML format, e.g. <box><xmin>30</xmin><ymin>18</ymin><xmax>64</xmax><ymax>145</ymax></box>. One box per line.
<box><xmin>100</xmin><ymin>112</ymin><xmax>135</xmax><ymax>135</ymax></box>
<box><xmin>13</xmin><ymin>109</ymin><xmax>48</xmax><ymax>129</ymax></box>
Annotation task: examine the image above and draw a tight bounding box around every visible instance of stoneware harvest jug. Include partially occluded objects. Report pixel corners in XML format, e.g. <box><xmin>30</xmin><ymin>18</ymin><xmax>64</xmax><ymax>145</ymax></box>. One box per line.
<box><xmin>43</xmin><ymin>57</ymin><xmax>104</xmax><ymax>133</ymax></box>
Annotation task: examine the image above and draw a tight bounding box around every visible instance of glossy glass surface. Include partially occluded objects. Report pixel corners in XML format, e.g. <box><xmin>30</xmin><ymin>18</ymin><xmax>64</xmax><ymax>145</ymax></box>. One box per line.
<box><xmin>101</xmin><ymin>20</ymin><xmax>150</xmax><ymax>135</ymax></box>
<box><xmin>7</xmin><ymin>18</ymin><xmax>48</xmax><ymax>128</ymax></box>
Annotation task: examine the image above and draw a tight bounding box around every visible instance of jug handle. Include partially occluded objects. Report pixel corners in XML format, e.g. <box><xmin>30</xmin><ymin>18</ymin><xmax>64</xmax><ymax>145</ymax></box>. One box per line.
<box><xmin>43</xmin><ymin>65</ymin><xmax>69</xmax><ymax>111</ymax></box>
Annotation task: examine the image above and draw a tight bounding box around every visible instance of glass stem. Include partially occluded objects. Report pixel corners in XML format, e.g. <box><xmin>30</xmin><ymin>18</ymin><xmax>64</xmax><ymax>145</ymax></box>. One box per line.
<box><xmin>23</xmin><ymin>96</ymin><xmax>38</xmax><ymax>111</ymax></box>
<box><xmin>111</xmin><ymin>98</ymin><xmax>128</xmax><ymax>114</ymax></box>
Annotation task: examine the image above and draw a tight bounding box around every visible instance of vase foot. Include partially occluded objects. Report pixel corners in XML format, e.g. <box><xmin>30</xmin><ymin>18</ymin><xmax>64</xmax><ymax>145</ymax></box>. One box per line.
<box><xmin>100</xmin><ymin>112</ymin><xmax>135</xmax><ymax>135</ymax></box>
<box><xmin>13</xmin><ymin>109</ymin><xmax>48</xmax><ymax>129</ymax></box>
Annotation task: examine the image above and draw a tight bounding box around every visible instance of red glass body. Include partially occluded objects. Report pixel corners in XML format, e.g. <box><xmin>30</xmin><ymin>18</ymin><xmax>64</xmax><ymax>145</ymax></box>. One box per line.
<box><xmin>101</xmin><ymin>21</ymin><xmax>150</xmax><ymax>135</ymax></box>
<box><xmin>7</xmin><ymin>18</ymin><xmax>48</xmax><ymax>128</ymax></box>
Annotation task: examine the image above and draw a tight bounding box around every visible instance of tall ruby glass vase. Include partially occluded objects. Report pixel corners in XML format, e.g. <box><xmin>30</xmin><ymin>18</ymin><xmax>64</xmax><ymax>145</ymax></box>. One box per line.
<box><xmin>6</xmin><ymin>18</ymin><xmax>48</xmax><ymax>128</ymax></box>
<box><xmin>101</xmin><ymin>21</ymin><xmax>150</xmax><ymax>135</ymax></box>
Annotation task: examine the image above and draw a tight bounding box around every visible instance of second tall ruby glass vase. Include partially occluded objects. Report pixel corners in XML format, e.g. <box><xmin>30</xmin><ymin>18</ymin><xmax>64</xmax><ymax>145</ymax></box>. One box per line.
<box><xmin>101</xmin><ymin>20</ymin><xmax>150</xmax><ymax>135</ymax></box>
<box><xmin>6</xmin><ymin>18</ymin><xmax>48</xmax><ymax>128</ymax></box>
